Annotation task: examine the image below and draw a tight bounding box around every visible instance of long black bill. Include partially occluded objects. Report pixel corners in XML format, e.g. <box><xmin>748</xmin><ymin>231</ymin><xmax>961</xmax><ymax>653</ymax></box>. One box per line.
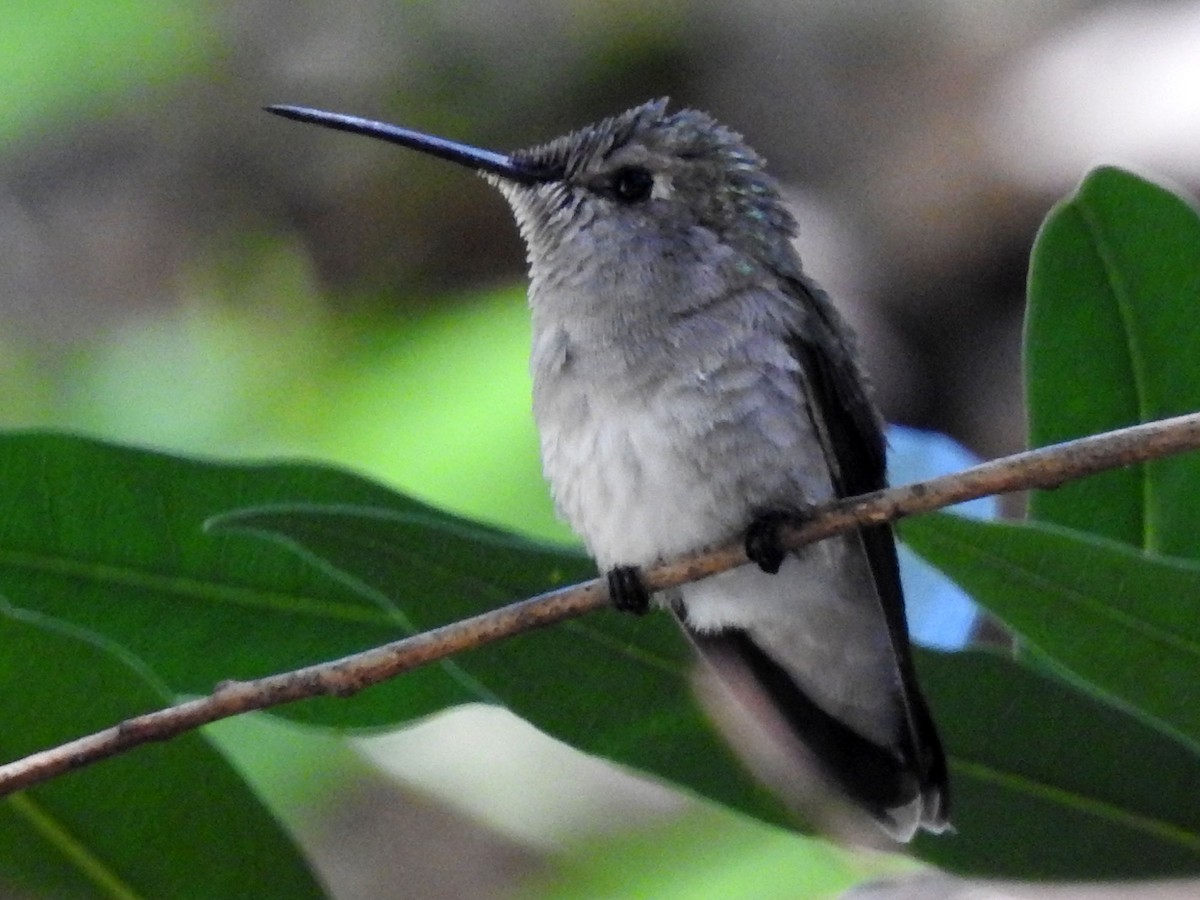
<box><xmin>265</xmin><ymin>105</ymin><xmax>556</xmax><ymax>185</ymax></box>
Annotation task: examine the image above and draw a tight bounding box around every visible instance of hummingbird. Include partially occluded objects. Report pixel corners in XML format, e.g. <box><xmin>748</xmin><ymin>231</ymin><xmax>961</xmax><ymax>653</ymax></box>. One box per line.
<box><xmin>267</xmin><ymin>98</ymin><xmax>949</xmax><ymax>840</ymax></box>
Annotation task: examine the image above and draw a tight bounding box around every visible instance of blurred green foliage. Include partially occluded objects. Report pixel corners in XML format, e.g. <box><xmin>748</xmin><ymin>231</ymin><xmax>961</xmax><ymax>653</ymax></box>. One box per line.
<box><xmin>516</xmin><ymin>806</ymin><xmax>918</xmax><ymax>900</ymax></box>
<box><xmin>0</xmin><ymin>3</ymin><xmax>211</xmax><ymax>139</ymax></box>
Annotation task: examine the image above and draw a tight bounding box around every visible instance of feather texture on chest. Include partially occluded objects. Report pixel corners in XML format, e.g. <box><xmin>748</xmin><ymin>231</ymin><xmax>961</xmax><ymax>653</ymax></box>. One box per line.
<box><xmin>530</xmin><ymin>318</ymin><xmax>834</xmax><ymax>569</ymax></box>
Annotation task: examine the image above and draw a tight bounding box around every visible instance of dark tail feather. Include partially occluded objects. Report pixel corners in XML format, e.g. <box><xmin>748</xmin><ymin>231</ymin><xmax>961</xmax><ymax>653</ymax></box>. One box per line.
<box><xmin>684</xmin><ymin>622</ymin><xmax>948</xmax><ymax>840</ymax></box>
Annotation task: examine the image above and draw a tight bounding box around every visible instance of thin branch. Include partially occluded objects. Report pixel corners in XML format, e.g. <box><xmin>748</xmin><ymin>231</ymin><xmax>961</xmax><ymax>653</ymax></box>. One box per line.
<box><xmin>2</xmin><ymin>411</ymin><xmax>1200</xmax><ymax>796</ymax></box>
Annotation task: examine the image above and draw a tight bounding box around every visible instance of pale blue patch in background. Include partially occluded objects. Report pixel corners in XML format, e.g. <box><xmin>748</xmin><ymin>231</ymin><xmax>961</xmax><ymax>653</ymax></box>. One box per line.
<box><xmin>886</xmin><ymin>426</ymin><xmax>995</xmax><ymax>650</ymax></box>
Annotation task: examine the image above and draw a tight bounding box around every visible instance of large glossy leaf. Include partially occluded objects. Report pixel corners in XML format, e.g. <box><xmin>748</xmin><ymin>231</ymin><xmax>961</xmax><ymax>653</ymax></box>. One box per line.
<box><xmin>1025</xmin><ymin>167</ymin><xmax>1200</xmax><ymax>554</ymax></box>
<box><xmin>913</xmin><ymin>649</ymin><xmax>1200</xmax><ymax>879</ymax></box>
<box><xmin>208</xmin><ymin>503</ymin><xmax>790</xmax><ymax>828</ymax></box>
<box><xmin>0</xmin><ymin>606</ymin><xmax>323</xmax><ymax>898</ymax></box>
<box><xmin>901</xmin><ymin>513</ymin><xmax>1200</xmax><ymax>752</ymax></box>
<box><xmin>0</xmin><ymin>430</ymin><xmax>578</xmax><ymax>728</ymax></box>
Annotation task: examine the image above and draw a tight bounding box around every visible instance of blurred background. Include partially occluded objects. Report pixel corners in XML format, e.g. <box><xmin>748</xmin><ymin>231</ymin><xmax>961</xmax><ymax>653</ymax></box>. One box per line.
<box><xmin>4</xmin><ymin>1</ymin><xmax>1200</xmax><ymax>896</ymax></box>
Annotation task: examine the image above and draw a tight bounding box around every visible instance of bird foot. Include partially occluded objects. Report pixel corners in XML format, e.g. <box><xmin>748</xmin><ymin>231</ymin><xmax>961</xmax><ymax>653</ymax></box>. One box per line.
<box><xmin>607</xmin><ymin>565</ymin><xmax>651</xmax><ymax>615</ymax></box>
<box><xmin>744</xmin><ymin>509</ymin><xmax>805</xmax><ymax>574</ymax></box>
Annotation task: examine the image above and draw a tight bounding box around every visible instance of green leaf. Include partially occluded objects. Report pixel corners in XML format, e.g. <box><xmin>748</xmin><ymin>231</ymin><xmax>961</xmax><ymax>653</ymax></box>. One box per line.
<box><xmin>205</xmin><ymin>503</ymin><xmax>597</xmax><ymax>631</ymax></box>
<box><xmin>0</xmin><ymin>606</ymin><xmax>323</xmax><ymax>899</ymax></box>
<box><xmin>1025</xmin><ymin>166</ymin><xmax>1200</xmax><ymax>554</ymax></box>
<box><xmin>210</xmin><ymin>503</ymin><xmax>791</xmax><ymax>828</ymax></box>
<box><xmin>914</xmin><ymin>649</ymin><xmax>1200</xmax><ymax>879</ymax></box>
<box><xmin>0</xmin><ymin>431</ymin><xmax>536</xmax><ymax>728</ymax></box>
<box><xmin>901</xmin><ymin>513</ymin><xmax>1200</xmax><ymax>752</ymax></box>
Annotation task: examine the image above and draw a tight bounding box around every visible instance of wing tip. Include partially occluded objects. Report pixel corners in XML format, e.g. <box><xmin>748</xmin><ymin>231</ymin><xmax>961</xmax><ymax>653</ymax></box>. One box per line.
<box><xmin>878</xmin><ymin>785</ymin><xmax>953</xmax><ymax>843</ymax></box>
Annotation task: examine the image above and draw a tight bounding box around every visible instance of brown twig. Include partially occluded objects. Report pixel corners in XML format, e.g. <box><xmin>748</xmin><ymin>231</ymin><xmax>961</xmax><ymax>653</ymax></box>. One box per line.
<box><xmin>2</xmin><ymin>411</ymin><xmax>1199</xmax><ymax>796</ymax></box>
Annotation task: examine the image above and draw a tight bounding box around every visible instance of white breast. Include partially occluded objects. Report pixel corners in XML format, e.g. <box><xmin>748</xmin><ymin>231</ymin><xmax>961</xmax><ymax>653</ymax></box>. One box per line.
<box><xmin>538</xmin><ymin>394</ymin><xmax>734</xmax><ymax>568</ymax></box>
<box><xmin>532</xmin><ymin>334</ymin><xmax>834</xmax><ymax>570</ymax></box>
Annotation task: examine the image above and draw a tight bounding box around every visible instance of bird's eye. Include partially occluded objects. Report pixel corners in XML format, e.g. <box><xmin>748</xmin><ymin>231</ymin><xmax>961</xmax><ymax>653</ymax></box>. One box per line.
<box><xmin>608</xmin><ymin>166</ymin><xmax>654</xmax><ymax>203</ymax></box>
